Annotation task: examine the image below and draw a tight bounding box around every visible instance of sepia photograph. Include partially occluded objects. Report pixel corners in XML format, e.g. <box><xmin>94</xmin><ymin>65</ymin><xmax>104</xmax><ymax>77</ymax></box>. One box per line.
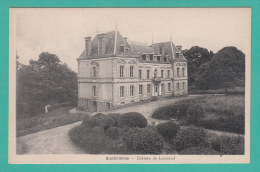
<box><xmin>9</xmin><ymin>8</ymin><xmax>250</xmax><ymax>164</ymax></box>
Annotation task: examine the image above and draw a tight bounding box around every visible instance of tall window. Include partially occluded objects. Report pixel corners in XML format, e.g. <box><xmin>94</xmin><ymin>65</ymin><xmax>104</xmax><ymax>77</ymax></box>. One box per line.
<box><xmin>147</xmin><ymin>84</ymin><xmax>151</xmax><ymax>94</ymax></box>
<box><xmin>93</xmin><ymin>86</ymin><xmax>97</xmax><ymax>96</ymax></box>
<box><xmin>182</xmin><ymin>68</ymin><xmax>185</xmax><ymax>76</ymax></box>
<box><xmin>93</xmin><ymin>67</ymin><xmax>97</xmax><ymax>77</ymax></box>
<box><xmin>130</xmin><ymin>85</ymin><xmax>134</xmax><ymax>96</ymax></box>
<box><xmin>167</xmin><ymin>70</ymin><xmax>170</xmax><ymax>78</ymax></box>
<box><xmin>139</xmin><ymin>85</ymin><xmax>143</xmax><ymax>94</ymax></box>
<box><xmin>183</xmin><ymin>82</ymin><xmax>186</xmax><ymax>90</ymax></box>
<box><xmin>139</xmin><ymin>69</ymin><xmax>142</xmax><ymax>79</ymax></box>
<box><xmin>161</xmin><ymin>70</ymin><xmax>164</xmax><ymax>78</ymax></box>
<box><xmin>161</xmin><ymin>83</ymin><xmax>165</xmax><ymax>92</ymax></box>
<box><xmin>168</xmin><ymin>83</ymin><xmax>171</xmax><ymax>91</ymax></box>
<box><xmin>154</xmin><ymin>69</ymin><xmax>158</xmax><ymax>77</ymax></box>
<box><xmin>120</xmin><ymin>66</ymin><xmax>124</xmax><ymax>77</ymax></box>
<box><xmin>130</xmin><ymin>66</ymin><xmax>134</xmax><ymax>77</ymax></box>
<box><xmin>147</xmin><ymin>70</ymin><xmax>150</xmax><ymax>79</ymax></box>
<box><xmin>177</xmin><ymin>68</ymin><xmax>180</xmax><ymax>76</ymax></box>
<box><xmin>120</xmin><ymin>86</ymin><xmax>125</xmax><ymax>97</ymax></box>
<box><xmin>177</xmin><ymin>83</ymin><xmax>180</xmax><ymax>90</ymax></box>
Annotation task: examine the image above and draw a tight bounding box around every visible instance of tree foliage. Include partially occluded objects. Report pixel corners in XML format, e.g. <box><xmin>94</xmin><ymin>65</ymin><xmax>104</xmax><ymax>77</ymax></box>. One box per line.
<box><xmin>183</xmin><ymin>46</ymin><xmax>214</xmax><ymax>86</ymax></box>
<box><xmin>16</xmin><ymin>52</ymin><xmax>78</xmax><ymax>118</ymax></box>
<box><xmin>195</xmin><ymin>46</ymin><xmax>245</xmax><ymax>92</ymax></box>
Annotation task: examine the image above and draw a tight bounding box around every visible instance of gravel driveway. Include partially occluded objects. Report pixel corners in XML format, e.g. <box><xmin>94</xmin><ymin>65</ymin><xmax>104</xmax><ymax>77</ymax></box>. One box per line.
<box><xmin>17</xmin><ymin>95</ymin><xmax>200</xmax><ymax>154</ymax></box>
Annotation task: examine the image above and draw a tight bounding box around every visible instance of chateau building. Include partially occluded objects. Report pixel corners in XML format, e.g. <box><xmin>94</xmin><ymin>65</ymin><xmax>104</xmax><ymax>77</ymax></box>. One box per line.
<box><xmin>77</xmin><ymin>30</ymin><xmax>188</xmax><ymax>112</ymax></box>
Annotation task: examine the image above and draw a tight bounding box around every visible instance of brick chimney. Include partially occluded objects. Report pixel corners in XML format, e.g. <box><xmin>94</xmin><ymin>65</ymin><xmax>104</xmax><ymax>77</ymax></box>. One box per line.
<box><xmin>84</xmin><ymin>37</ymin><xmax>92</xmax><ymax>58</ymax></box>
<box><xmin>176</xmin><ymin>45</ymin><xmax>182</xmax><ymax>51</ymax></box>
<box><xmin>97</xmin><ymin>33</ymin><xmax>106</xmax><ymax>55</ymax></box>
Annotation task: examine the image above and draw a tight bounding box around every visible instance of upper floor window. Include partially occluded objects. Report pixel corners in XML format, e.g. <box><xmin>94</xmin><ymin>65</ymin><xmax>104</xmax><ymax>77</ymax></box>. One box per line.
<box><xmin>120</xmin><ymin>86</ymin><xmax>125</xmax><ymax>97</ymax></box>
<box><xmin>182</xmin><ymin>68</ymin><xmax>185</xmax><ymax>76</ymax></box>
<box><xmin>159</xmin><ymin>47</ymin><xmax>163</xmax><ymax>54</ymax></box>
<box><xmin>93</xmin><ymin>67</ymin><xmax>97</xmax><ymax>77</ymax></box>
<box><xmin>150</xmin><ymin>54</ymin><xmax>153</xmax><ymax>61</ymax></box>
<box><xmin>147</xmin><ymin>70</ymin><xmax>150</xmax><ymax>79</ymax></box>
<box><xmin>139</xmin><ymin>69</ymin><xmax>142</xmax><ymax>79</ymax></box>
<box><xmin>139</xmin><ymin>85</ymin><xmax>143</xmax><ymax>94</ymax></box>
<box><xmin>177</xmin><ymin>68</ymin><xmax>180</xmax><ymax>76</ymax></box>
<box><xmin>130</xmin><ymin>66</ymin><xmax>134</xmax><ymax>77</ymax></box>
<box><xmin>141</xmin><ymin>54</ymin><xmax>146</xmax><ymax>61</ymax></box>
<box><xmin>167</xmin><ymin>70</ymin><xmax>170</xmax><ymax>78</ymax></box>
<box><xmin>130</xmin><ymin>85</ymin><xmax>134</xmax><ymax>96</ymax></box>
<box><xmin>157</xmin><ymin>56</ymin><xmax>161</xmax><ymax>62</ymax></box>
<box><xmin>154</xmin><ymin>69</ymin><xmax>158</xmax><ymax>78</ymax></box>
<box><xmin>120</xmin><ymin>66</ymin><xmax>124</xmax><ymax>77</ymax></box>
<box><xmin>161</xmin><ymin>70</ymin><xmax>164</xmax><ymax>78</ymax></box>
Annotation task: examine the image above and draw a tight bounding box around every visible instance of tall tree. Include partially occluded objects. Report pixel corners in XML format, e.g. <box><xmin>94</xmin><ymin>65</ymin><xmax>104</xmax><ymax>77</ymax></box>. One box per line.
<box><xmin>17</xmin><ymin>52</ymin><xmax>78</xmax><ymax>118</ymax></box>
<box><xmin>183</xmin><ymin>46</ymin><xmax>214</xmax><ymax>86</ymax></box>
<box><xmin>196</xmin><ymin>46</ymin><xmax>245</xmax><ymax>93</ymax></box>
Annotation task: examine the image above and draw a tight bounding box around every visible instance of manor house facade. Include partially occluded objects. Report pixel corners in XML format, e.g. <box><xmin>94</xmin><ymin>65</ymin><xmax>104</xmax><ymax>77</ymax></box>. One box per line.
<box><xmin>77</xmin><ymin>30</ymin><xmax>188</xmax><ymax>112</ymax></box>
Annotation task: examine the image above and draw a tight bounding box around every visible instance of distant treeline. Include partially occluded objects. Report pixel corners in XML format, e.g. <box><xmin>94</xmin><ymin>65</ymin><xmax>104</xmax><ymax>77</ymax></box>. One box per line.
<box><xmin>16</xmin><ymin>52</ymin><xmax>78</xmax><ymax>118</ymax></box>
<box><xmin>183</xmin><ymin>46</ymin><xmax>245</xmax><ymax>93</ymax></box>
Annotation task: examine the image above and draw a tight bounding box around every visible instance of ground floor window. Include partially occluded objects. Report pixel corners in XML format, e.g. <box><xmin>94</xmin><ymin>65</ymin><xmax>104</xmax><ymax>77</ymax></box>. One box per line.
<box><xmin>161</xmin><ymin>83</ymin><xmax>165</xmax><ymax>93</ymax></box>
<box><xmin>168</xmin><ymin>83</ymin><xmax>171</xmax><ymax>91</ymax></box>
<box><xmin>183</xmin><ymin>82</ymin><xmax>186</xmax><ymax>90</ymax></box>
<box><xmin>139</xmin><ymin>85</ymin><xmax>143</xmax><ymax>94</ymax></box>
<box><xmin>130</xmin><ymin>85</ymin><xmax>134</xmax><ymax>96</ymax></box>
<box><xmin>177</xmin><ymin>83</ymin><xmax>180</xmax><ymax>90</ymax></box>
<box><xmin>120</xmin><ymin>86</ymin><xmax>125</xmax><ymax>97</ymax></box>
<box><xmin>93</xmin><ymin>86</ymin><xmax>97</xmax><ymax>96</ymax></box>
<box><xmin>147</xmin><ymin>84</ymin><xmax>151</xmax><ymax>94</ymax></box>
<box><xmin>106</xmin><ymin>102</ymin><xmax>111</xmax><ymax>109</ymax></box>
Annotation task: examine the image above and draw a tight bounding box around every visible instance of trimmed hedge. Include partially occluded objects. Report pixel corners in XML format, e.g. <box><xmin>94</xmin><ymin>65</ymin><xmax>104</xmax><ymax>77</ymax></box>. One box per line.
<box><xmin>107</xmin><ymin>113</ymin><xmax>122</xmax><ymax>127</ymax></box>
<box><xmin>119</xmin><ymin>112</ymin><xmax>147</xmax><ymax>128</ymax></box>
<box><xmin>179</xmin><ymin>147</ymin><xmax>220</xmax><ymax>155</ymax></box>
<box><xmin>105</xmin><ymin>127</ymin><xmax>120</xmax><ymax>140</ymax></box>
<box><xmin>94</xmin><ymin>113</ymin><xmax>106</xmax><ymax>118</ymax></box>
<box><xmin>186</xmin><ymin>104</ymin><xmax>204</xmax><ymax>122</ymax></box>
<box><xmin>199</xmin><ymin>115</ymin><xmax>245</xmax><ymax>134</ymax></box>
<box><xmin>211</xmin><ymin>135</ymin><xmax>244</xmax><ymax>155</ymax></box>
<box><xmin>173</xmin><ymin>126</ymin><xmax>208</xmax><ymax>151</ymax></box>
<box><xmin>122</xmin><ymin>128</ymin><xmax>164</xmax><ymax>154</ymax></box>
<box><xmin>82</xmin><ymin>116</ymin><xmax>99</xmax><ymax>129</ymax></box>
<box><xmin>157</xmin><ymin>122</ymin><xmax>180</xmax><ymax>141</ymax></box>
<box><xmin>98</xmin><ymin>117</ymin><xmax>114</xmax><ymax>130</ymax></box>
<box><xmin>152</xmin><ymin>102</ymin><xmax>191</xmax><ymax>120</ymax></box>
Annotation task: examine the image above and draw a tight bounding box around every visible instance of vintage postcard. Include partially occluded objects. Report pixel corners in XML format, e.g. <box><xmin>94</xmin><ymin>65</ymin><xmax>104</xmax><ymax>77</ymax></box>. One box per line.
<box><xmin>9</xmin><ymin>8</ymin><xmax>251</xmax><ymax>164</ymax></box>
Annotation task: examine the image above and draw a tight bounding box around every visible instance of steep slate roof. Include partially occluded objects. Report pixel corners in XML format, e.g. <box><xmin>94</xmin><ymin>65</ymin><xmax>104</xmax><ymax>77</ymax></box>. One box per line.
<box><xmin>78</xmin><ymin>30</ymin><xmax>187</xmax><ymax>62</ymax></box>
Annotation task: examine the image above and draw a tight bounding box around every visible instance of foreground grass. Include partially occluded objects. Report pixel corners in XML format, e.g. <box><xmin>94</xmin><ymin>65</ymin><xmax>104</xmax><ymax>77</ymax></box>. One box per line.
<box><xmin>17</xmin><ymin>106</ymin><xmax>87</xmax><ymax>137</ymax></box>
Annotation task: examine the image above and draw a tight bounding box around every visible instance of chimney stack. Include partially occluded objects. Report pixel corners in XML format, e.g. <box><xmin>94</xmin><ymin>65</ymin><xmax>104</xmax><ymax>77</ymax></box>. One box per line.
<box><xmin>176</xmin><ymin>45</ymin><xmax>182</xmax><ymax>51</ymax></box>
<box><xmin>84</xmin><ymin>37</ymin><xmax>92</xmax><ymax>58</ymax></box>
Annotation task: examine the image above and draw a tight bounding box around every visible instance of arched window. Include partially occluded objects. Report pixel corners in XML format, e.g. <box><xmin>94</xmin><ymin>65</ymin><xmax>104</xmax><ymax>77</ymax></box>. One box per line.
<box><xmin>177</xmin><ymin>68</ymin><xmax>180</xmax><ymax>76</ymax></box>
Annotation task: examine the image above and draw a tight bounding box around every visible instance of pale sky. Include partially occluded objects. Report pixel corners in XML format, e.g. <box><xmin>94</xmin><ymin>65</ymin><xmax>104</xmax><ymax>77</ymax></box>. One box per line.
<box><xmin>13</xmin><ymin>8</ymin><xmax>251</xmax><ymax>72</ymax></box>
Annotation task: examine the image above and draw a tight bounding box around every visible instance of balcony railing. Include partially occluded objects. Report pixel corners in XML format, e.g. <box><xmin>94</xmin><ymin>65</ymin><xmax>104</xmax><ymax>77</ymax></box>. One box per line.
<box><xmin>152</xmin><ymin>77</ymin><xmax>162</xmax><ymax>85</ymax></box>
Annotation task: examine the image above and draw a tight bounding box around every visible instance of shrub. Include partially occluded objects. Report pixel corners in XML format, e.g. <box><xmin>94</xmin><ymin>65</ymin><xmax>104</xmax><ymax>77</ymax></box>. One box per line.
<box><xmin>105</xmin><ymin>127</ymin><xmax>120</xmax><ymax>139</ymax></box>
<box><xmin>98</xmin><ymin>117</ymin><xmax>115</xmax><ymax>130</ymax></box>
<box><xmin>152</xmin><ymin>102</ymin><xmax>190</xmax><ymax>120</ymax></box>
<box><xmin>186</xmin><ymin>104</ymin><xmax>204</xmax><ymax>122</ymax></box>
<box><xmin>151</xmin><ymin>96</ymin><xmax>157</xmax><ymax>101</ymax></box>
<box><xmin>107</xmin><ymin>113</ymin><xmax>122</xmax><ymax>127</ymax></box>
<box><xmin>119</xmin><ymin>112</ymin><xmax>147</xmax><ymax>128</ymax></box>
<box><xmin>122</xmin><ymin>128</ymin><xmax>164</xmax><ymax>154</ymax></box>
<box><xmin>173</xmin><ymin>126</ymin><xmax>208</xmax><ymax>151</ymax></box>
<box><xmin>199</xmin><ymin>115</ymin><xmax>245</xmax><ymax>134</ymax></box>
<box><xmin>179</xmin><ymin>147</ymin><xmax>220</xmax><ymax>155</ymax></box>
<box><xmin>82</xmin><ymin>116</ymin><xmax>99</xmax><ymax>129</ymax></box>
<box><xmin>211</xmin><ymin>135</ymin><xmax>244</xmax><ymax>155</ymax></box>
<box><xmin>94</xmin><ymin>113</ymin><xmax>106</xmax><ymax>118</ymax></box>
<box><xmin>157</xmin><ymin>122</ymin><xmax>180</xmax><ymax>141</ymax></box>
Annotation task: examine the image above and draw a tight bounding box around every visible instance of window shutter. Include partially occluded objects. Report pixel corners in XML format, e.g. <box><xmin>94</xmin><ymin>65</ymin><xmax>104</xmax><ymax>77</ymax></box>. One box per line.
<box><xmin>118</xmin><ymin>65</ymin><xmax>120</xmax><ymax>78</ymax></box>
<box><xmin>96</xmin><ymin>67</ymin><xmax>99</xmax><ymax>77</ymax></box>
<box><xmin>125</xmin><ymin>86</ymin><xmax>128</xmax><ymax>97</ymax></box>
<box><xmin>118</xmin><ymin>86</ymin><xmax>120</xmax><ymax>98</ymax></box>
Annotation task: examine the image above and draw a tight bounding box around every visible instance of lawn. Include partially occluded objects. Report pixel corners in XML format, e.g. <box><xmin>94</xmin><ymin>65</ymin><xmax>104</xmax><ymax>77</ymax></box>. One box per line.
<box><xmin>16</xmin><ymin>106</ymin><xmax>88</xmax><ymax>137</ymax></box>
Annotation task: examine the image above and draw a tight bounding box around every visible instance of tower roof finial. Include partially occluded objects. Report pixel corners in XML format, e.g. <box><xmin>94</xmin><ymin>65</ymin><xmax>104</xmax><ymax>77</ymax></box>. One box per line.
<box><xmin>170</xmin><ymin>32</ymin><xmax>172</xmax><ymax>41</ymax></box>
<box><xmin>97</xmin><ymin>26</ymin><xmax>98</xmax><ymax>34</ymax></box>
<box><xmin>152</xmin><ymin>34</ymin><xmax>154</xmax><ymax>44</ymax></box>
<box><xmin>116</xmin><ymin>22</ymin><xmax>117</xmax><ymax>30</ymax></box>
